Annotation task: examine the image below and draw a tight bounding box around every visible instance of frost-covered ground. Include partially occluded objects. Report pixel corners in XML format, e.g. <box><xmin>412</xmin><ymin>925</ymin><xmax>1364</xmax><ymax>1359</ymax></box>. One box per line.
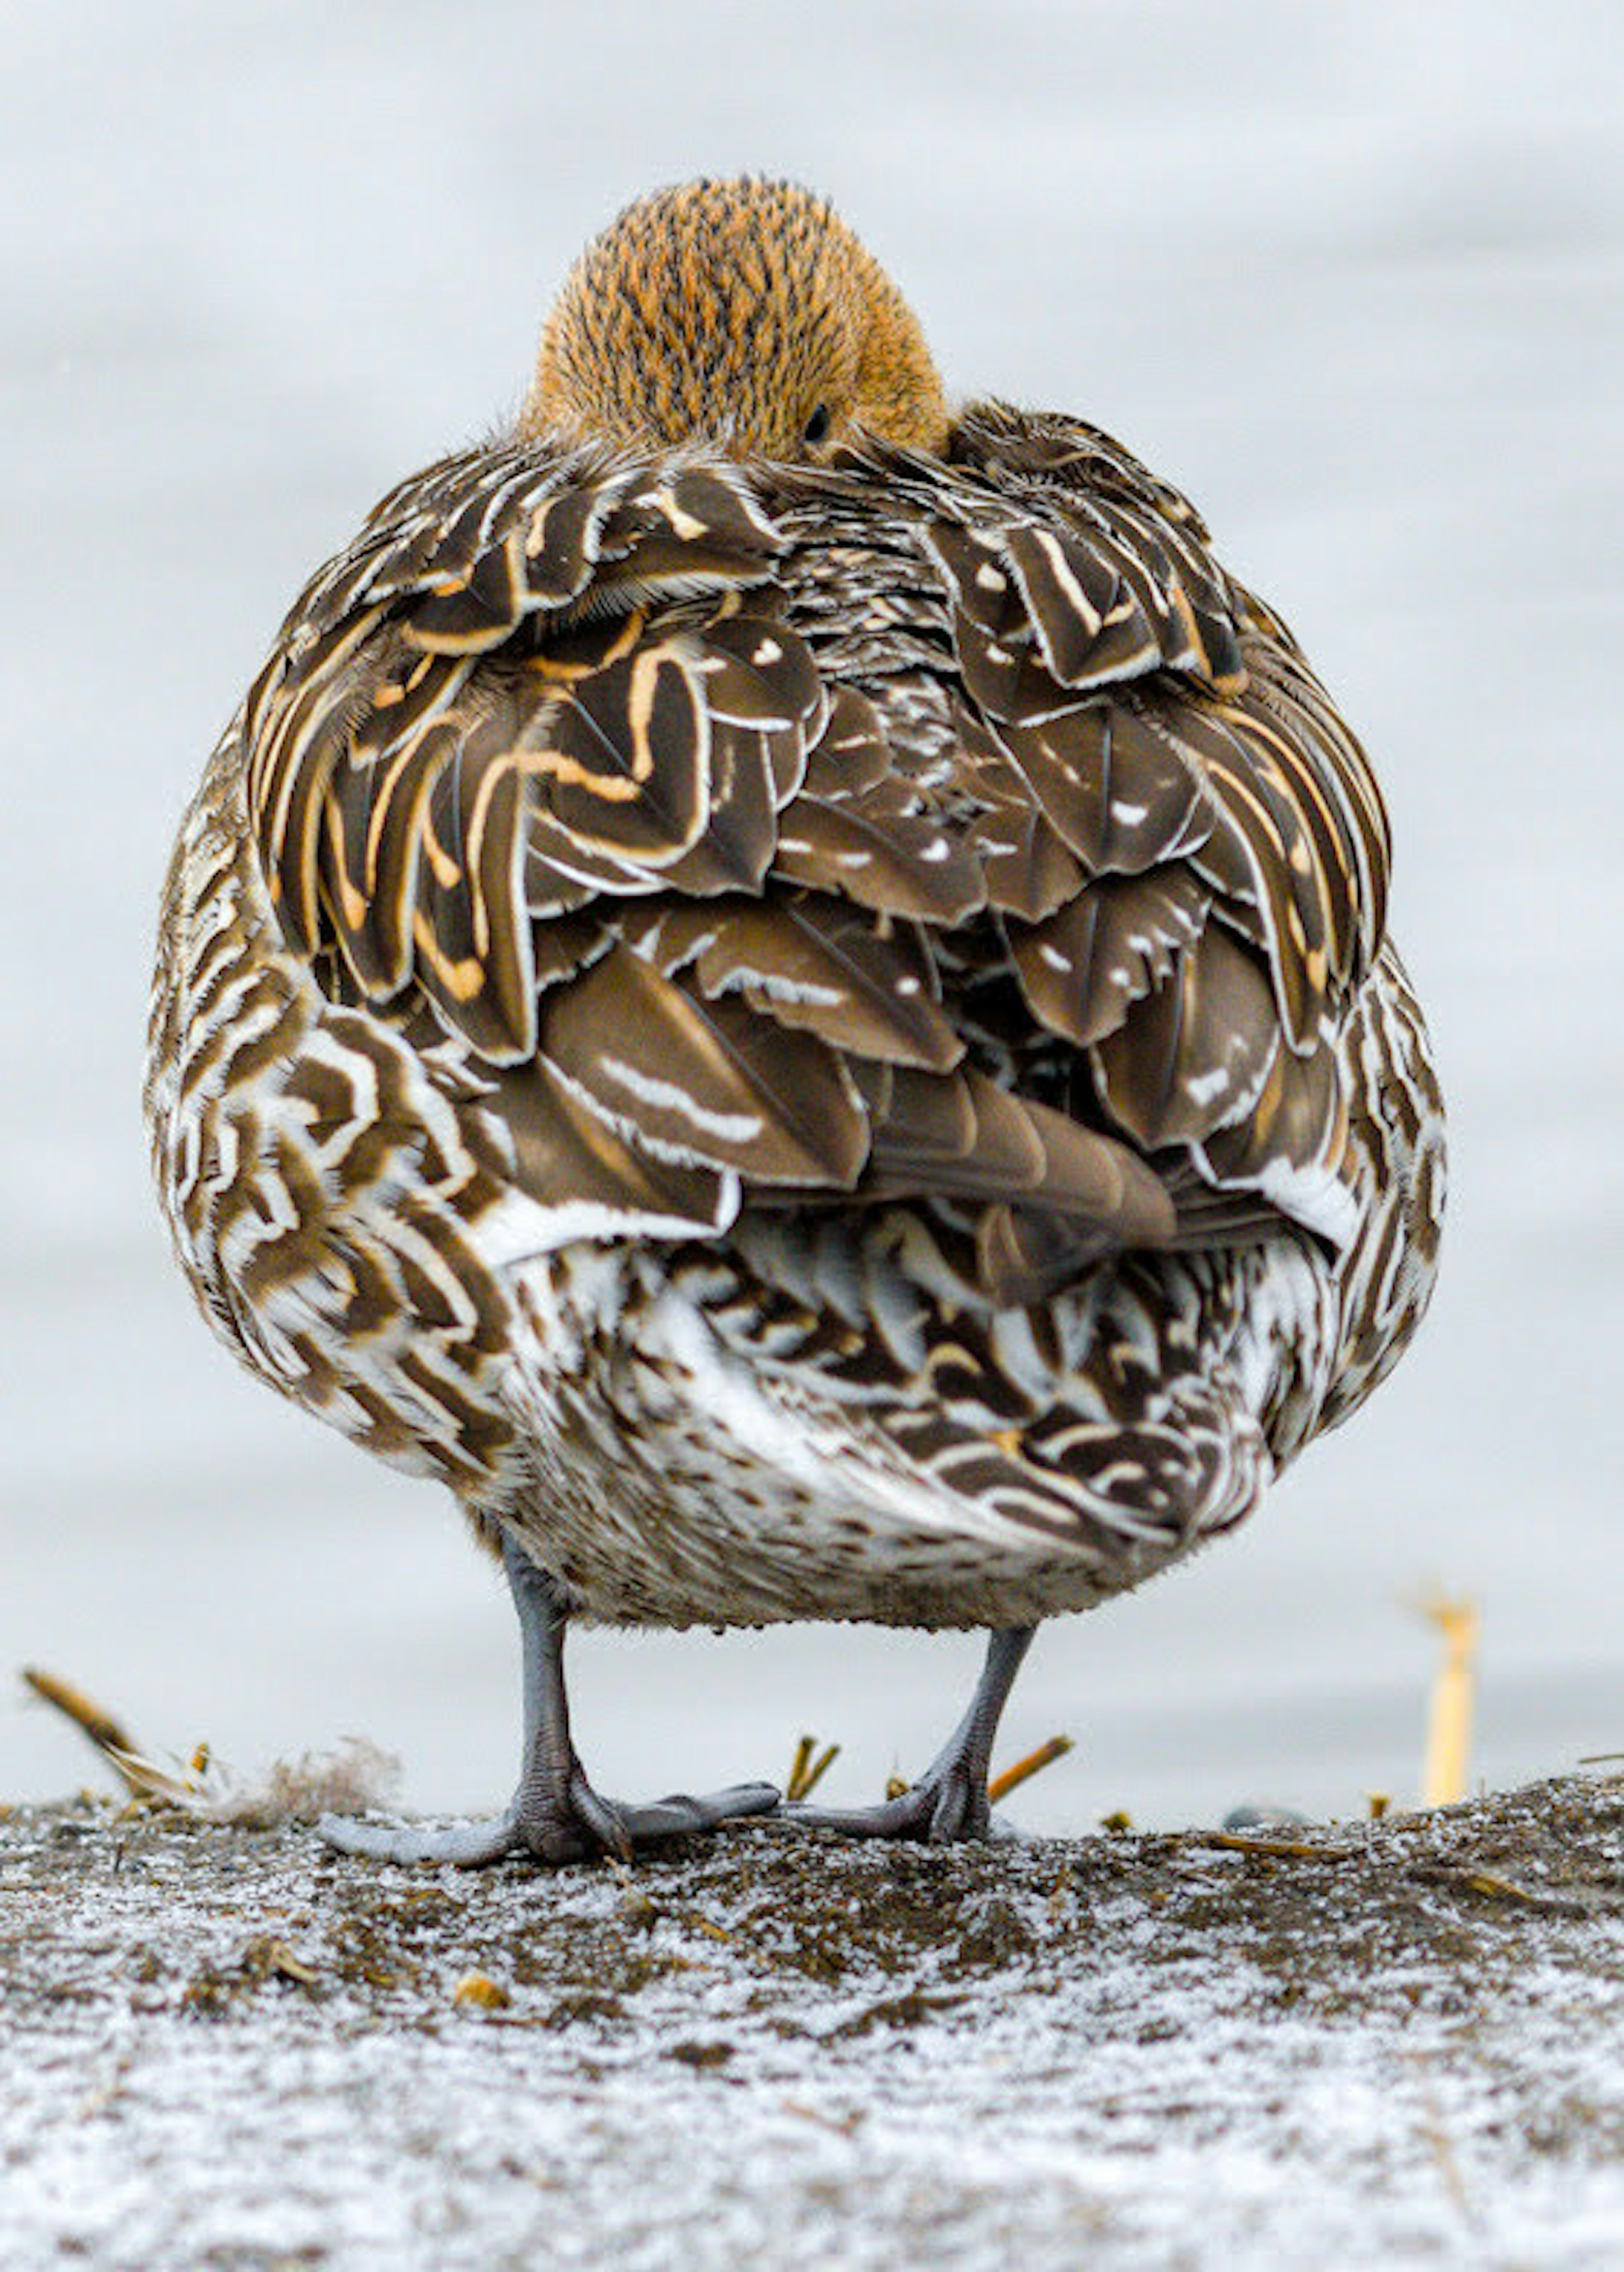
<box><xmin>3</xmin><ymin>1778</ymin><xmax>1622</xmax><ymax>2270</ymax></box>
<box><xmin>2</xmin><ymin>4</ymin><xmax>1621</xmax><ymax>1828</ymax></box>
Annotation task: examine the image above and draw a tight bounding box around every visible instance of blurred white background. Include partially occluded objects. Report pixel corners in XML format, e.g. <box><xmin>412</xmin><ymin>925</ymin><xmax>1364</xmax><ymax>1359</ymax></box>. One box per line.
<box><xmin>2</xmin><ymin>0</ymin><xmax>1619</xmax><ymax>1832</ymax></box>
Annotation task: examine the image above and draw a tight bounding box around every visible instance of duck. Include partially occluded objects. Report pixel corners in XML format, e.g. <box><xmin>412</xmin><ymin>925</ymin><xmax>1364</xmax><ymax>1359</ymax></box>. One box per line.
<box><xmin>146</xmin><ymin>178</ymin><xmax>1446</xmax><ymax>1864</ymax></box>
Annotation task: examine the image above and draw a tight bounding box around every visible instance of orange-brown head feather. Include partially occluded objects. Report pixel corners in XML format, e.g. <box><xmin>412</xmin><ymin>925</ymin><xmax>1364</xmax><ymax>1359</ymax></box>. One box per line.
<box><xmin>521</xmin><ymin>177</ymin><xmax>949</xmax><ymax>462</ymax></box>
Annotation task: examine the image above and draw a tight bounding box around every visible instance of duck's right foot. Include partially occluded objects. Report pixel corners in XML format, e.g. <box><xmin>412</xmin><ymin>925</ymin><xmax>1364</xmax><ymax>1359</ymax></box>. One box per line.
<box><xmin>780</xmin><ymin>1624</ymin><xmax>1038</xmax><ymax>1846</ymax></box>
<box><xmin>782</xmin><ymin>1760</ymin><xmax>1009</xmax><ymax>1844</ymax></box>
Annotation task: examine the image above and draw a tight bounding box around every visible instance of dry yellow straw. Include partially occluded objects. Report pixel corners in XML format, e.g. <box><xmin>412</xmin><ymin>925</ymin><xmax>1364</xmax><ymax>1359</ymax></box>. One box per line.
<box><xmin>1419</xmin><ymin>1596</ymin><xmax>1479</xmax><ymax>1806</ymax></box>
<box><xmin>785</xmin><ymin>1734</ymin><xmax>840</xmax><ymax>1804</ymax></box>
<box><xmin>21</xmin><ymin>1666</ymin><xmax>147</xmax><ymax>1793</ymax></box>
<box><xmin>987</xmin><ymin>1734</ymin><xmax>1075</xmax><ymax>1805</ymax></box>
<box><xmin>21</xmin><ymin>1665</ymin><xmax>204</xmax><ymax>1804</ymax></box>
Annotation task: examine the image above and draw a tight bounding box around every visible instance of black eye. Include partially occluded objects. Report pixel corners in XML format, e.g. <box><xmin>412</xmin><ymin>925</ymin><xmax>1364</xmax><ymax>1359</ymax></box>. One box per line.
<box><xmin>802</xmin><ymin>404</ymin><xmax>831</xmax><ymax>446</ymax></box>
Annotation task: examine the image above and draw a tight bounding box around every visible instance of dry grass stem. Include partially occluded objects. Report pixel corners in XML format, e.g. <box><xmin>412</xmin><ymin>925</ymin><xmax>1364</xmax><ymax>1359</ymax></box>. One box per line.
<box><xmin>1202</xmin><ymin>1832</ymin><xmax>1358</xmax><ymax>1861</ymax></box>
<box><xmin>1419</xmin><ymin>1594</ymin><xmax>1480</xmax><ymax>1806</ymax></box>
<box><xmin>785</xmin><ymin>1735</ymin><xmax>840</xmax><ymax>1805</ymax></box>
<box><xmin>986</xmin><ymin>1734</ymin><xmax>1075</xmax><ymax>1805</ymax></box>
<box><xmin>20</xmin><ymin>1667</ymin><xmax>178</xmax><ymax>1803</ymax></box>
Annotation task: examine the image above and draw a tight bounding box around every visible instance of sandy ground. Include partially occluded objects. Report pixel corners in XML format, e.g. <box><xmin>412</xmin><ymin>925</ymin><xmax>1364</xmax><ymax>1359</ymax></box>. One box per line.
<box><xmin>3</xmin><ymin>1774</ymin><xmax>1621</xmax><ymax>2269</ymax></box>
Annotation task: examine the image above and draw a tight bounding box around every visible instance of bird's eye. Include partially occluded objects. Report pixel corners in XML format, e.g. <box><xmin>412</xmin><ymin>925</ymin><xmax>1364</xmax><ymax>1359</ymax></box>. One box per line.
<box><xmin>802</xmin><ymin>404</ymin><xmax>831</xmax><ymax>446</ymax></box>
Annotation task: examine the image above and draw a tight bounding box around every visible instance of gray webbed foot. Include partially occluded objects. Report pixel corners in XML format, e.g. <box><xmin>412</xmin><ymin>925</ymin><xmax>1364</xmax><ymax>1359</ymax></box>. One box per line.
<box><xmin>319</xmin><ymin>1778</ymin><xmax>779</xmax><ymax>1869</ymax></box>
<box><xmin>782</xmin><ymin>1766</ymin><xmax>1001</xmax><ymax>1844</ymax></box>
<box><xmin>317</xmin><ymin>1537</ymin><xmax>777</xmax><ymax>1870</ymax></box>
<box><xmin>781</xmin><ymin>1625</ymin><xmax>1037</xmax><ymax>1846</ymax></box>
<box><xmin>318</xmin><ymin>1808</ymin><xmax>524</xmax><ymax>1867</ymax></box>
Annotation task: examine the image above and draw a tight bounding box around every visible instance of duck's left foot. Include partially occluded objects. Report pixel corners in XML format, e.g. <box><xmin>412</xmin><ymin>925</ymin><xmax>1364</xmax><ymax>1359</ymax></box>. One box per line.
<box><xmin>782</xmin><ymin>1763</ymin><xmax>1007</xmax><ymax>1844</ymax></box>
<box><xmin>782</xmin><ymin>1624</ymin><xmax>1037</xmax><ymax>1845</ymax></box>
<box><xmin>318</xmin><ymin>1538</ymin><xmax>779</xmax><ymax>1868</ymax></box>
<box><xmin>318</xmin><ymin>1777</ymin><xmax>779</xmax><ymax>1869</ymax></box>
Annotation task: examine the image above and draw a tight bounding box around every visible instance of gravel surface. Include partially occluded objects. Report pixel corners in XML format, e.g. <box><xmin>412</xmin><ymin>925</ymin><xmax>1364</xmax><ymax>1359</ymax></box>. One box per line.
<box><xmin>3</xmin><ymin>1775</ymin><xmax>1621</xmax><ymax>2269</ymax></box>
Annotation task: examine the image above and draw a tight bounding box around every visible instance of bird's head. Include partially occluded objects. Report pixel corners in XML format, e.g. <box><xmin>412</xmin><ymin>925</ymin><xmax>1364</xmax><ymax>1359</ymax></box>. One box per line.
<box><xmin>520</xmin><ymin>177</ymin><xmax>949</xmax><ymax>462</ymax></box>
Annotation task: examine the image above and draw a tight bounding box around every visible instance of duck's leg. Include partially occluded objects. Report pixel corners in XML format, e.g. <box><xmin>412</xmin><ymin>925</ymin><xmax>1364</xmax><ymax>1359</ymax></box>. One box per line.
<box><xmin>319</xmin><ymin>1538</ymin><xmax>779</xmax><ymax>1866</ymax></box>
<box><xmin>783</xmin><ymin>1625</ymin><xmax>1037</xmax><ymax>1842</ymax></box>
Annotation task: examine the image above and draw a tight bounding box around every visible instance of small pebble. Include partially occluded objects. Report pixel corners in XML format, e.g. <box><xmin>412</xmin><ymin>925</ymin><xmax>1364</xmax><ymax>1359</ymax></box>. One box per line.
<box><xmin>1222</xmin><ymin>1803</ymin><xmax>1311</xmax><ymax>1831</ymax></box>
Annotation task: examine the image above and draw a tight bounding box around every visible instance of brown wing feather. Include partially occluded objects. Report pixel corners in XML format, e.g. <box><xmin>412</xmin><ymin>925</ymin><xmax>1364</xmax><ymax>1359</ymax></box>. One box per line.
<box><xmin>929</xmin><ymin>410</ymin><xmax>1389</xmax><ymax>1244</ymax></box>
<box><xmin>244</xmin><ymin>408</ymin><xmax>1390</xmax><ymax>1287</ymax></box>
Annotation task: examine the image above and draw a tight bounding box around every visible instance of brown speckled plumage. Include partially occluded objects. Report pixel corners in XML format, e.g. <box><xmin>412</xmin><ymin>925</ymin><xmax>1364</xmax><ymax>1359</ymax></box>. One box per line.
<box><xmin>146</xmin><ymin>180</ymin><xmax>1444</xmax><ymax>1858</ymax></box>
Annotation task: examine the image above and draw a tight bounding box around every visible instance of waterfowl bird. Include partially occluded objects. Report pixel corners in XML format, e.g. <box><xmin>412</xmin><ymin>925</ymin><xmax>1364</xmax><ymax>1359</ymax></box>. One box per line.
<box><xmin>147</xmin><ymin>178</ymin><xmax>1445</xmax><ymax>1864</ymax></box>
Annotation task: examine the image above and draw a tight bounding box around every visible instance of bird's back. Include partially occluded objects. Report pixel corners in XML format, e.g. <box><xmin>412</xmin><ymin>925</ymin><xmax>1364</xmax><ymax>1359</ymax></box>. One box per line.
<box><xmin>147</xmin><ymin>404</ymin><xmax>1443</xmax><ymax>1630</ymax></box>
